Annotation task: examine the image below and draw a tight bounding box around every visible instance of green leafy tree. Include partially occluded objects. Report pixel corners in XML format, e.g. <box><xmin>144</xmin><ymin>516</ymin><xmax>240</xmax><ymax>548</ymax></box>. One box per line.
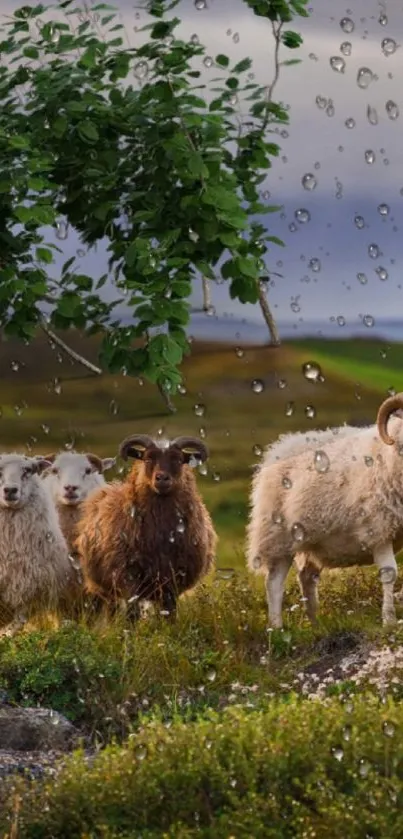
<box><xmin>0</xmin><ymin>0</ymin><xmax>308</xmax><ymax>409</ymax></box>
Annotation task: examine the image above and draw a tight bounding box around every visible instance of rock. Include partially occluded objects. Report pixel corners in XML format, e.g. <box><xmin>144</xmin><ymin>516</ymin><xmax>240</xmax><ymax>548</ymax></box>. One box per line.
<box><xmin>0</xmin><ymin>706</ymin><xmax>78</xmax><ymax>752</ymax></box>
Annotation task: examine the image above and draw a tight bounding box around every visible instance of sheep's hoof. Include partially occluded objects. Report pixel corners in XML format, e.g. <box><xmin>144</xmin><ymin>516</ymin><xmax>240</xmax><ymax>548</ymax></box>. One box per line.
<box><xmin>382</xmin><ymin>610</ymin><xmax>397</xmax><ymax>627</ymax></box>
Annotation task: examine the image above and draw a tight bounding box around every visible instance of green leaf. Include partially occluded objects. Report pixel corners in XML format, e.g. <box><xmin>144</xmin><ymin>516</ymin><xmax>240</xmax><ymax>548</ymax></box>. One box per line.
<box><xmin>232</xmin><ymin>57</ymin><xmax>252</xmax><ymax>73</ymax></box>
<box><xmin>215</xmin><ymin>54</ymin><xmax>229</xmax><ymax>68</ymax></box>
<box><xmin>35</xmin><ymin>247</ymin><xmax>53</xmax><ymax>264</ymax></box>
<box><xmin>77</xmin><ymin>120</ymin><xmax>99</xmax><ymax>142</ymax></box>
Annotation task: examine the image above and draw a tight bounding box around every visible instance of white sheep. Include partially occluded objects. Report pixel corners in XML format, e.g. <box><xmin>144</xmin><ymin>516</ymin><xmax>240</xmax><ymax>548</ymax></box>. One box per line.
<box><xmin>0</xmin><ymin>453</ymin><xmax>77</xmax><ymax>630</ymax></box>
<box><xmin>246</xmin><ymin>393</ymin><xmax>403</xmax><ymax>628</ymax></box>
<box><xmin>42</xmin><ymin>451</ymin><xmax>116</xmax><ymax>553</ymax></box>
<box><xmin>259</xmin><ymin>423</ymin><xmax>362</xmax><ymax>621</ymax></box>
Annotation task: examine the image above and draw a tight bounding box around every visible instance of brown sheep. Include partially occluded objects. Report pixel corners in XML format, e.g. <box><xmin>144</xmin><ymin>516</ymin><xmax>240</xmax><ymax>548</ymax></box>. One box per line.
<box><xmin>75</xmin><ymin>435</ymin><xmax>217</xmax><ymax>619</ymax></box>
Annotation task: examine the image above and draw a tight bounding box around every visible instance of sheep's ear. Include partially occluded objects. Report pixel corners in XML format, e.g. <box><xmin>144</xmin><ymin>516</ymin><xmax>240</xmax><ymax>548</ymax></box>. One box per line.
<box><xmin>181</xmin><ymin>449</ymin><xmax>204</xmax><ymax>467</ymax></box>
<box><xmin>32</xmin><ymin>457</ymin><xmax>53</xmax><ymax>475</ymax></box>
<box><xmin>101</xmin><ymin>457</ymin><xmax>116</xmax><ymax>472</ymax></box>
<box><xmin>43</xmin><ymin>453</ymin><xmax>56</xmax><ymax>463</ymax></box>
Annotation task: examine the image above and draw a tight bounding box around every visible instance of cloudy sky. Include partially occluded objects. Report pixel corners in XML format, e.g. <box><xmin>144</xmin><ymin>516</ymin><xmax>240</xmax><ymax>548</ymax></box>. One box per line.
<box><xmin>3</xmin><ymin>0</ymin><xmax>403</xmax><ymax>340</ymax></box>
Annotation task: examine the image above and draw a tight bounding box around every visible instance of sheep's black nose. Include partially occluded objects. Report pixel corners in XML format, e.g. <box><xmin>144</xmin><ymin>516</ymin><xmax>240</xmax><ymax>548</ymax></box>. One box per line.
<box><xmin>4</xmin><ymin>486</ymin><xmax>19</xmax><ymax>500</ymax></box>
<box><xmin>155</xmin><ymin>472</ymin><xmax>171</xmax><ymax>484</ymax></box>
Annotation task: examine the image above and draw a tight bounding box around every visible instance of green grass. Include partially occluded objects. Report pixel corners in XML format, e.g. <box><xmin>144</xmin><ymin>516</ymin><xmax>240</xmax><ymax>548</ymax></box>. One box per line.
<box><xmin>1</xmin><ymin>331</ymin><xmax>403</xmax><ymax>836</ymax></box>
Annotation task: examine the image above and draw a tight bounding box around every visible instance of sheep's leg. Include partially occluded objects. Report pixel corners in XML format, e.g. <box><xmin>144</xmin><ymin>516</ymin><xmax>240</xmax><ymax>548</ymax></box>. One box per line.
<box><xmin>297</xmin><ymin>560</ymin><xmax>320</xmax><ymax>624</ymax></box>
<box><xmin>161</xmin><ymin>589</ymin><xmax>177</xmax><ymax>621</ymax></box>
<box><xmin>266</xmin><ymin>557</ymin><xmax>293</xmax><ymax>629</ymax></box>
<box><xmin>373</xmin><ymin>542</ymin><xmax>397</xmax><ymax>626</ymax></box>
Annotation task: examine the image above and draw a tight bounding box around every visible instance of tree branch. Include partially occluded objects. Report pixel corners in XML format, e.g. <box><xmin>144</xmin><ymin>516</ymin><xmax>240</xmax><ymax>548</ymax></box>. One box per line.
<box><xmin>257</xmin><ymin>281</ymin><xmax>280</xmax><ymax>346</ymax></box>
<box><xmin>201</xmin><ymin>275</ymin><xmax>212</xmax><ymax>312</ymax></box>
<box><xmin>40</xmin><ymin>321</ymin><xmax>102</xmax><ymax>375</ymax></box>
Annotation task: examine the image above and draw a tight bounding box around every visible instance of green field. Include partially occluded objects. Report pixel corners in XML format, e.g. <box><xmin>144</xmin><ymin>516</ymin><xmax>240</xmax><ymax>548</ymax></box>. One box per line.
<box><xmin>1</xmin><ymin>332</ymin><xmax>403</xmax><ymax>837</ymax></box>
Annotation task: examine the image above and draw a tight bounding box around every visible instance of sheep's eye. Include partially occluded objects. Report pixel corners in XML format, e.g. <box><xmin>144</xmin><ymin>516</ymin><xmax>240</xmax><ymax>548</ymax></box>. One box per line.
<box><xmin>85</xmin><ymin>467</ymin><xmax>92</xmax><ymax>475</ymax></box>
<box><xmin>22</xmin><ymin>468</ymin><xmax>32</xmax><ymax>478</ymax></box>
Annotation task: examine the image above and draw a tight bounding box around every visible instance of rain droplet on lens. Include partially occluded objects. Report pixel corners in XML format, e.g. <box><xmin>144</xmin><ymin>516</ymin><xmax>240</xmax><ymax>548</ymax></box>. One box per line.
<box><xmin>330</xmin><ymin>56</ymin><xmax>346</xmax><ymax>73</ymax></box>
<box><xmin>309</xmin><ymin>257</ymin><xmax>321</xmax><ymax>273</ymax></box>
<box><xmin>316</xmin><ymin>95</ymin><xmax>327</xmax><ymax>109</ymax></box>
<box><xmin>386</xmin><ymin>100</ymin><xmax>399</xmax><ymax>120</ymax></box>
<box><xmin>378</xmin><ymin>203</ymin><xmax>389</xmax><ymax>216</ymax></box>
<box><xmin>363</xmin><ymin>314</ymin><xmax>375</xmax><ymax>327</ymax></box>
<box><xmin>357</xmin><ymin>67</ymin><xmax>373</xmax><ymax>89</ymax></box>
<box><xmin>203</xmin><ymin>56</ymin><xmax>214</xmax><ymax>68</ymax></box>
<box><xmin>301</xmin><ymin>173</ymin><xmax>317</xmax><ymax>191</ymax></box>
<box><xmin>340</xmin><ymin>17</ymin><xmax>354</xmax><ymax>33</ymax></box>
<box><xmin>340</xmin><ymin>41</ymin><xmax>352</xmax><ymax>56</ymax></box>
<box><xmin>251</xmin><ymin>379</ymin><xmax>264</xmax><ymax>394</ymax></box>
<box><xmin>381</xmin><ymin>38</ymin><xmax>397</xmax><ymax>56</ymax></box>
<box><xmin>366</xmin><ymin>105</ymin><xmax>378</xmax><ymax>125</ymax></box>
<box><xmin>282</xmin><ymin>476</ymin><xmax>292</xmax><ymax>489</ymax></box>
<box><xmin>354</xmin><ymin>215</ymin><xmax>365</xmax><ymax>229</ymax></box>
<box><xmin>365</xmin><ymin>149</ymin><xmax>376</xmax><ymax>164</ymax></box>
<box><xmin>134</xmin><ymin>60</ymin><xmax>148</xmax><ymax>79</ymax></box>
<box><xmin>291</xmin><ymin>522</ymin><xmax>305</xmax><ymax>542</ymax></box>
<box><xmin>194</xmin><ymin>0</ymin><xmax>207</xmax><ymax>8</ymax></box>
<box><xmin>314</xmin><ymin>450</ymin><xmax>330</xmax><ymax>473</ymax></box>
<box><xmin>305</xmin><ymin>405</ymin><xmax>316</xmax><ymax>419</ymax></box>
<box><xmin>376</xmin><ymin>266</ymin><xmax>388</xmax><ymax>281</ymax></box>
<box><xmin>326</xmin><ymin>102</ymin><xmax>335</xmax><ymax>117</ymax></box>
<box><xmin>382</xmin><ymin>720</ymin><xmax>395</xmax><ymax>738</ymax></box>
<box><xmin>368</xmin><ymin>243</ymin><xmax>379</xmax><ymax>259</ymax></box>
<box><xmin>302</xmin><ymin>361</ymin><xmax>323</xmax><ymax>382</ymax></box>
<box><xmin>337</xmin><ymin>315</ymin><xmax>346</xmax><ymax>326</ymax></box>
<box><xmin>345</xmin><ymin>117</ymin><xmax>355</xmax><ymax>129</ymax></box>
<box><xmin>253</xmin><ymin>444</ymin><xmax>263</xmax><ymax>457</ymax></box>
<box><xmin>332</xmin><ymin>746</ymin><xmax>344</xmax><ymax>761</ymax></box>
<box><xmin>194</xmin><ymin>403</ymin><xmax>205</xmax><ymax>417</ymax></box>
<box><xmin>295</xmin><ymin>208</ymin><xmax>311</xmax><ymax>223</ymax></box>
<box><xmin>56</xmin><ymin>221</ymin><xmax>68</xmax><ymax>240</ymax></box>
<box><xmin>285</xmin><ymin>401</ymin><xmax>295</xmax><ymax>417</ymax></box>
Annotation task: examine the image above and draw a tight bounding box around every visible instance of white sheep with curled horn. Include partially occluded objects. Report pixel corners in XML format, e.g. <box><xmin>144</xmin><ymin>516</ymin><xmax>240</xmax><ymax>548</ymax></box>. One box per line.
<box><xmin>246</xmin><ymin>393</ymin><xmax>403</xmax><ymax>629</ymax></box>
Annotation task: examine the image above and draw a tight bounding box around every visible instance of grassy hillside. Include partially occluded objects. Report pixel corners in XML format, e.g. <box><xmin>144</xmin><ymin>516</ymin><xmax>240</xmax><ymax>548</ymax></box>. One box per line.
<box><xmin>1</xmin><ymin>330</ymin><xmax>403</xmax><ymax>837</ymax></box>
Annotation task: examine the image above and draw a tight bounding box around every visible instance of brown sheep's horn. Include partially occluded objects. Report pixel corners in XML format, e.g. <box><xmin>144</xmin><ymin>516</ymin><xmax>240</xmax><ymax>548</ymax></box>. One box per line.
<box><xmin>85</xmin><ymin>453</ymin><xmax>104</xmax><ymax>472</ymax></box>
<box><xmin>377</xmin><ymin>393</ymin><xmax>403</xmax><ymax>445</ymax></box>
<box><xmin>171</xmin><ymin>436</ymin><xmax>209</xmax><ymax>463</ymax></box>
<box><xmin>119</xmin><ymin>435</ymin><xmax>156</xmax><ymax>461</ymax></box>
<box><xmin>43</xmin><ymin>453</ymin><xmax>56</xmax><ymax>463</ymax></box>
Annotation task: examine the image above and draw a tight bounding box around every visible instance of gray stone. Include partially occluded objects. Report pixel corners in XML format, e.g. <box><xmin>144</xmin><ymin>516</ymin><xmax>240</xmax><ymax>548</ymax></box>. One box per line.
<box><xmin>0</xmin><ymin>706</ymin><xmax>78</xmax><ymax>752</ymax></box>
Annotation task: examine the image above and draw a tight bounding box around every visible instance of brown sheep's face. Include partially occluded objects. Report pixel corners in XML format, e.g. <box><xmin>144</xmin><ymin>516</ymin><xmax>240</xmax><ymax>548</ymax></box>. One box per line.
<box><xmin>143</xmin><ymin>446</ymin><xmax>186</xmax><ymax>496</ymax></box>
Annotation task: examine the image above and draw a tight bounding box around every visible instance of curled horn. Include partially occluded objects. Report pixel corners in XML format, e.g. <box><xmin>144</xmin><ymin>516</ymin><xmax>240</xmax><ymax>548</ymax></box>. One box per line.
<box><xmin>119</xmin><ymin>434</ymin><xmax>156</xmax><ymax>462</ymax></box>
<box><xmin>377</xmin><ymin>393</ymin><xmax>403</xmax><ymax>445</ymax></box>
<box><xmin>85</xmin><ymin>453</ymin><xmax>104</xmax><ymax>472</ymax></box>
<box><xmin>171</xmin><ymin>436</ymin><xmax>209</xmax><ymax>464</ymax></box>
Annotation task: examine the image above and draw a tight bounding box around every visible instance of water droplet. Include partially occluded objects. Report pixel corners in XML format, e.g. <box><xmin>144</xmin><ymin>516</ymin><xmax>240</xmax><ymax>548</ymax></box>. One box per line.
<box><xmin>272</xmin><ymin>512</ymin><xmax>284</xmax><ymax>524</ymax></box>
<box><xmin>309</xmin><ymin>257</ymin><xmax>321</xmax><ymax>272</ymax></box>
<box><xmin>212</xmin><ymin>471</ymin><xmax>221</xmax><ymax>482</ymax></box>
<box><xmin>194</xmin><ymin>403</ymin><xmax>205</xmax><ymax>417</ymax></box>
<box><xmin>134</xmin><ymin>60</ymin><xmax>148</xmax><ymax>79</ymax></box>
<box><xmin>342</xmin><ymin>724</ymin><xmax>352</xmax><ymax>741</ymax></box>
<box><xmin>313</xmin><ymin>449</ymin><xmax>330</xmax><ymax>474</ymax></box>
<box><xmin>301</xmin><ymin>173</ymin><xmax>317</xmax><ymax>191</ymax></box>
<box><xmin>206</xmin><ymin>668</ymin><xmax>217</xmax><ymax>682</ymax></box>
<box><xmin>235</xmin><ymin>346</ymin><xmax>244</xmax><ymax>358</ymax></box>
<box><xmin>368</xmin><ymin>243</ymin><xmax>379</xmax><ymax>259</ymax></box>
<box><xmin>53</xmin><ymin>377</ymin><xmax>62</xmax><ymax>395</ymax></box>
<box><xmin>363</xmin><ymin>314</ymin><xmax>375</xmax><ymax>327</ymax></box>
<box><xmin>285</xmin><ymin>401</ymin><xmax>295</xmax><ymax>417</ymax></box>
<box><xmin>337</xmin><ymin>315</ymin><xmax>346</xmax><ymax>326</ymax></box>
<box><xmin>295</xmin><ymin>208</ymin><xmax>311</xmax><ymax>223</ymax></box>
<box><xmin>316</xmin><ymin>95</ymin><xmax>327</xmax><ymax>109</ymax></box>
<box><xmin>340</xmin><ymin>41</ymin><xmax>352</xmax><ymax>56</ymax></box>
<box><xmin>302</xmin><ymin>361</ymin><xmax>323</xmax><ymax>382</ymax></box>
<box><xmin>282</xmin><ymin>476</ymin><xmax>292</xmax><ymax>489</ymax></box>
<box><xmin>364</xmin><ymin>455</ymin><xmax>374</xmax><ymax>467</ymax></box>
<box><xmin>194</xmin><ymin>0</ymin><xmax>207</xmax><ymax>8</ymax></box>
<box><xmin>357</xmin><ymin>272</ymin><xmax>367</xmax><ymax>285</ymax></box>
<box><xmin>203</xmin><ymin>56</ymin><xmax>213</xmax><ymax>68</ymax></box>
<box><xmin>190</xmin><ymin>33</ymin><xmax>199</xmax><ymax>45</ymax></box>
<box><xmin>383</xmin><ymin>720</ymin><xmax>395</xmax><ymax>737</ymax></box>
<box><xmin>345</xmin><ymin>117</ymin><xmax>355</xmax><ymax>129</ymax></box>
<box><xmin>330</xmin><ymin>56</ymin><xmax>346</xmax><ymax>73</ymax></box>
<box><xmin>378</xmin><ymin>203</ymin><xmax>389</xmax><ymax>216</ymax></box>
<box><xmin>386</xmin><ymin>100</ymin><xmax>399</xmax><ymax>119</ymax></box>
<box><xmin>357</xmin><ymin>67</ymin><xmax>373</xmax><ymax>89</ymax></box>
<box><xmin>326</xmin><ymin>102</ymin><xmax>335</xmax><ymax>117</ymax></box>
<box><xmin>56</xmin><ymin>221</ymin><xmax>68</xmax><ymax>240</ymax></box>
<box><xmin>305</xmin><ymin>405</ymin><xmax>316</xmax><ymax>419</ymax></box>
<box><xmin>381</xmin><ymin>38</ymin><xmax>397</xmax><ymax>56</ymax></box>
<box><xmin>366</xmin><ymin>105</ymin><xmax>378</xmax><ymax>125</ymax></box>
<box><xmin>359</xmin><ymin>759</ymin><xmax>371</xmax><ymax>777</ymax></box>
<box><xmin>45</xmin><ymin>531</ymin><xmax>54</xmax><ymax>542</ymax></box>
<box><xmin>340</xmin><ymin>17</ymin><xmax>354</xmax><ymax>33</ymax></box>
<box><xmin>135</xmin><ymin>744</ymin><xmax>147</xmax><ymax>760</ymax></box>
<box><xmin>11</xmin><ymin>360</ymin><xmax>20</xmax><ymax>372</ymax></box>
<box><xmin>251</xmin><ymin>379</ymin><xmax>264</xmax><ymax>394</ymax></box>
<box><xmin>49</xmin><ymin>25</ymin><xmax>60</xmax><ymax>44</ymax></box>
<box><xmin>376</xmin><ymin>266</ymin><xmax>388</xmax><ymax>281</ymax></box>
<box><xmin>177</xmin><ymin>517</ymin><xmax>185</xmax><ymax>534</ymax></box>
<box><xmin>365</xmin><ymin>149</ymin><xmax>376</xmax><ymax>164</ymax></box>
<box><xmin>232</xmin><ymin>32</ymin><xmax>240</xmax><ymax>43</ymax></box>
<box><xmin>354</xmin><ymin>215</ymin><xmax>365</xmax><ymax>229</ymax></box>
<box><xmin>332</xmin><ymin>746</ymin><xmax>344</xmax><ymax>762</ymax></box>
<box><xmin>253</xmin><ymin>444</ymin><xmax>263</xmax><ymax>457</ymax></box>
<box><xmin>277</xmin><ymin>378</ymin><xmax>287</xmax><ymax>389</ymax></box>
<box><xmin>291</xmin><ymin>522</ymin><xmax>305</xmax><ymax>542</ymax></box>
<box><xmin>109</xmin><ymin>399</ymin><xmax>119</xmax><ymax>416</ymax></box>
<box><xmin>379</xmin><ymin>13</ymin><xmax>388</xmax><ymax>25</ymax></box>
